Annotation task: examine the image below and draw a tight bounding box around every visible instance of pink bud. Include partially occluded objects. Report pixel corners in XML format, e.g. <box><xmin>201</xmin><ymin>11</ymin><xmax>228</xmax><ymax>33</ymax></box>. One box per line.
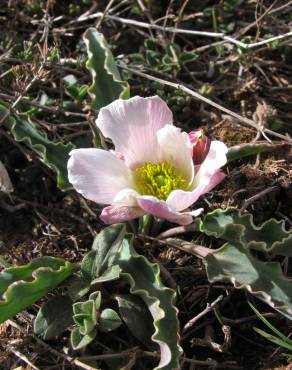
<box><xmin>189</xmin><ymin>130</ymin><xmax>211</xmax><ymax>165</ymax></box>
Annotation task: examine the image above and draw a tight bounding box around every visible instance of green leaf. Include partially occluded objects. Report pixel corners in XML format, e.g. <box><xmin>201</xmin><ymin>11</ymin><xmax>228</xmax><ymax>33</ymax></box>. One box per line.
<box><xmin>66</xmin><ymin>275</ymin><xmax>91</xmax><ymax>301</ymax></box>
<box><xmin>205</xmin><ymin>243</ymin><xmax>292</xmax><ymax>320</ymax></box>
<box><xmin>34</xmin><ymin>295</ymin><xmax>73</xmax><ymax>340</ymax></box>
<box><xmin>73</xmin><ymin>300</ymin><xmax>96</xmax><ymax>323</ymax></box>
<box><xmin>249</xmin><ymin>302</ymin><xmax>292</xmax><ymax>345</ymax></box>
<box><xmin>198</xmin><ymin>208</ymin><xmax>292</xmax><ymax>256</ymax></box>
<box><xmin>226</xmin><ymin>142</ymin><xmax>284</xmax><ymax>163</ymax></box>
<box><xmin>180</xmin><ymin>52</ymin><xmax>198</xmax><ymax>64</ymax></box>
<box><xmin>0</xmin><ymin>102</ymin><xmax>75</xmax><ymax>190</ymax></box>
<box><xmin>0</xmin><ymin>257</ymin><xmax>73</xmax><ymax>323</ymax></box>
<box><xmin>146</xmin><ymin>50</ymin><xmax>161</xmax><ymax>67</ymax></box>
<box><xmin>73</xmin><ymin>295</ymin><xmax>100</xmax><ymax>336</ymax></box>
<box><xmin>99</xmin><ymin>308</ymin><xmax>121</xmax><ymax>332</ymax></box>
<box><xmin>83</xmin><ymin>28</ymin><xmax>130</xmax><ymax>110</ymax></box>
<box><xmin>254</xmin><ymin>327</ymin><xmax>292</xmax><ymax>352</ymax></box>
<box><xmin>79</xmin><ymin>317</ymin><xmax>96</xmax><ymax>336</ymax></box>
<box><xmin>81</xmin><ymin>224</ymin><xmax>125</xmax><ymax>280</ymax></box>
<box><xmin>65</xmin><ymin>84</ymin><xmax>80</xmax><ymax>99</ymax></box>
<box><xmin>115</xmin><ymin>238</ymin><xmax>183</xmax><ymax>370</ymax></box>
<box><xmin>71</xmin><ymin>326</ymin><xmax>97</xmax><ymax>350</ymax></box>
<box><xmin>90</xmin><ymin>265</ymin><xmax>121</xmax><ymax>284</ymax></box>
<box><xmin>144</xmin><ymin>38</ymin><xmax>159</xmax><ymax>51</ymax></box>
<box><xmin>89</xmin><ymin>291</ymin><xmax>102</xmax><ymax>310</ymax></box>
<box><xmin>78</xmin><ymin>85</ymin><xmax>89</xmax><ymax>98</ymax></box>
<box><xmin>116</xmin><ymin>294</ymin><xmax>155</xmax><ymax>349</ymax></box>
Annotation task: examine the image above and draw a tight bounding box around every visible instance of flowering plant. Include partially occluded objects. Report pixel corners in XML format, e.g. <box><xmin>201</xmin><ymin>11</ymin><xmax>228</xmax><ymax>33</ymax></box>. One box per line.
<box><xmin>68</xmin><ymin>96</ymin><xmax>228</xmax><ymax>225</ymax></box>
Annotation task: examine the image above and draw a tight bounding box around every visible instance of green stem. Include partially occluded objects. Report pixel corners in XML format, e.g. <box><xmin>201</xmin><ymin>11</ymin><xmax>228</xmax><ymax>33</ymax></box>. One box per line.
<box><xmin>138</xmin><ymin>214</ymin><xmax>153</xmax><ymax>235</ymax></box>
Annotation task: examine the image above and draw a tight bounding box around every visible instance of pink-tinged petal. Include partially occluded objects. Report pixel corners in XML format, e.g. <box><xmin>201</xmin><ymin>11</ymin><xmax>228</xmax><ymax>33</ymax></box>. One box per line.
<box><xmin>100</xmin><ymin>205</ymin><xmax>145</xmax><ymax>224</ymax></box>
<box><xmin>196</xmin><ymin>141</ymin><xmax>228</xmax><ymax>179</ymax></box>
<box><xmin>167</xmin><ymin>139</ymin><xmax>227</xmax><ymax>212</ymax></box>
<box><xmin>157</xmin><ymin>125</ymin><xmax>194</xmax><ymax>184</ymax></box>
<box><xmin>167</xmin><ymin>170</ymin><xmax>225</xmax><ymax>211</ymax></box>
<box><xmin>203</xmin><ymin>170</ymin><xmax>225</xmax><ymax>192</ymax></box>
<box><xmin>68</xmin><ymin>148</ymin><xmax>133</xmax><ymax>204</ymax></box>
<box><xmin>96</xmin><ymin>96</ymin><xmax>173</xmax><ymax>168</ymax></box>
<box><xmin>137</xmin><ymin>196</ymin><xmax>194</xmax><ymax>225</ymax></box>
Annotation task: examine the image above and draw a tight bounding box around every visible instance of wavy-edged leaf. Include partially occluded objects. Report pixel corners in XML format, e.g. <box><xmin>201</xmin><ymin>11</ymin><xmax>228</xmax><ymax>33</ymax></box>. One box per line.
<box><xmin>0</xmin><ymin>257</ymin><xmax>73</xmax><ymax>323</ymax></box>
<box><xmin>205</xmin><ymin>243</ymin><xmax>292</xmax><ymax>320</ymax></box>
<box><xmin>116</xmin><ymin>238</ymin><xmax>182</xmax><ymax>370</ymax></box>
<box><xmin>83</xmin><ymin>28</ymin><xmax>130</xmax><ymax>110</ymax></box>
<box><xmin>0</xmin><ymin>102</ymin><xmax>75</xmax><ymax>190</ymax></box>
<box><xmin>34</xmin><ymin>295</ymin><xmax>73</xmax><ymax>340</ymax></box>
<box><xmin>198</xmin><ymin>208</ymin><xmax>292</xmax><ymax>256</ymax></box>
<box><xmin>227</xmin><ymin>142</ymin><xmax>285</xmax><ymax>163</ymax></box>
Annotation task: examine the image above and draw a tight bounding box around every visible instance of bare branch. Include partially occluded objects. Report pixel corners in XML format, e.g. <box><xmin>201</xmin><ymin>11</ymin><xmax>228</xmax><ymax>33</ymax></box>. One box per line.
<box><xmin>75</xmin><ymin>12</ymin><xmax>292</xmax><ymax>50</ymax></box>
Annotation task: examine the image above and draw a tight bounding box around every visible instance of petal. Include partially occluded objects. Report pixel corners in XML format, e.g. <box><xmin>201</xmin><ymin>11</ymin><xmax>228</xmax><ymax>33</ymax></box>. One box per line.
<box><xmin>113</xmin><ymin>188</ymin><xmax>141</xmax><ymax>206</ymax></box>
<box><xmin>167</xmin><ymin>170</ymin><xmax>225</xmax><ymax>211</ymax></box>
<box><xmin>166</xmin><ymin>141</ymin><xmax>227</xmax><ymax>212</ymax></box>
<box><xmin>157</xmin><ymin>125</ymin><xmax>194</xmax><ymax>184</ymax></box>
<box><xmin>96</xmin><ymin>96</ymin><xmax>173</xmax><ymax>168</ymax></box>
<box><xmin>100</xmin><ymin>205</ymin><xmax>145</xmax><ymax>224</ymax></box>
<box><xmin>137</xmin><ymin>196</ymin><xmax>194</xmax><ymax>225</ymax></box>
<box><xmin>68</xmin><ymin>148</ymin><xmax>133</xmax><ymax>204</ymax></box>
<box><xmin>195</xmin><ymin>140</ymin><xmax>228</xmax><ymax>180</ymax></box>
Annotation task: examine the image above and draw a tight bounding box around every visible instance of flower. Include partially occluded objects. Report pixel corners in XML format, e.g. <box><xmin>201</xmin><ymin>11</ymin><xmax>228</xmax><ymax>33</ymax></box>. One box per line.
<box><xmin>68</xmin><ymin>96</ymin><xmax>228</xmax><ymax>226</ymax></box>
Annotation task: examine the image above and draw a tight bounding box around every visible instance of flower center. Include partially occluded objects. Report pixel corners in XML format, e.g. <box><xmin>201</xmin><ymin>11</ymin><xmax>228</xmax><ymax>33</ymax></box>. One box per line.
<box><xmin>135</xmin><ymin>162</ymin><xmax>187</xmax><ymax>200</ymax></box>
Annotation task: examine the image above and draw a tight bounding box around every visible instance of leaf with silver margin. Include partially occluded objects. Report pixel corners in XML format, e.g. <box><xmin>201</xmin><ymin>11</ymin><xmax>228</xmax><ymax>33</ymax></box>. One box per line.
<box><xmin>0</xmin><ymin>102</ymin><xmax>75</xmax><ymax>191</ymax></box>
<box><xmin>115</xmin><ymin>238</ymin><xmax>183</xmax><ymax>370</ymax></box>
<box><xmin>197</xmin><ymin>208</ymin><xmax>292</xmax><ymax>256</ymax></box>
<box><xmin>83</xmin><ymin>28</ymin><xmax>130</xmax><ymax>110</ymax></box>
<box><xmin>0</xmin><ymin>257</ymin><xmax>73</xmax><ymax>323</ymax></box>
<box><xmin>204</xmin><ymin>242</ymin><xmax>292</xmax><ymax>320</ymax></box>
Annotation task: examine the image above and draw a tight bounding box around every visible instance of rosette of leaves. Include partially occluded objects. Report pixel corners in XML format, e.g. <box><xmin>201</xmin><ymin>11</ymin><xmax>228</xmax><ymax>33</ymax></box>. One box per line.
<box><xmin>79</xmin><ymin>224</ymin><xmax>182</xmax><ymax>370</ymax></box>
<box><xmin>71</xmin><ymin>291</ymin><xmax>121</xmax><ymax>350</ymax></box>
<box><xmin>34</xmin><ymin>224</ymin><xmax>182</xmax><ymax>369</ymax></box>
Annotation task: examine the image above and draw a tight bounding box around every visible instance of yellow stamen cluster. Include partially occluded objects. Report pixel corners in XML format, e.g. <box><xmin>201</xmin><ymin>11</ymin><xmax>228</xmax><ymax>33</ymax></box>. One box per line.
<box><xmin>135</xmin><ymin>162</ymin><xmax>187</xmax><ymax>200</ymax></box>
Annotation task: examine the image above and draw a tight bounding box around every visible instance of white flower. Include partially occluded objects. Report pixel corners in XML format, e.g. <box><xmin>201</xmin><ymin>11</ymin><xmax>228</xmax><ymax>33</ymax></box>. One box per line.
<box><xmin>68</xmin><ymin>96</ymin><xmax>228</xmax><ymax>225</ymax></box>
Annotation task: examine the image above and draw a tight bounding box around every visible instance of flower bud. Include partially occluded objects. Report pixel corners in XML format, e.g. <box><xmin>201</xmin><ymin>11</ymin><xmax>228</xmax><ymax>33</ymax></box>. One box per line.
<box><xmin>189</xmin><ymin>130</ymin><xmax>211</xmax><ymax>165</ymax></box>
